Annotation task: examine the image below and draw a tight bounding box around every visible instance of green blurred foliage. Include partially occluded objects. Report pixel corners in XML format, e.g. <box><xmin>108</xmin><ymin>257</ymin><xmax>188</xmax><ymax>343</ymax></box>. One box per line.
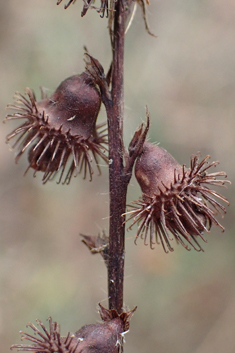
<box><xmin>0</xmin><ymin>1</ymin><xmax>235</xmax><ymax>353</ymax></box>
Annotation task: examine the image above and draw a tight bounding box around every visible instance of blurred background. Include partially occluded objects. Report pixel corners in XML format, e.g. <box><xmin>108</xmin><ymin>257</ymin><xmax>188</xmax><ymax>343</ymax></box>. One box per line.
<box><xmin>0</xmin><ymin>1</ymin><xmax>235</xmax><ymax>352</ymax></box>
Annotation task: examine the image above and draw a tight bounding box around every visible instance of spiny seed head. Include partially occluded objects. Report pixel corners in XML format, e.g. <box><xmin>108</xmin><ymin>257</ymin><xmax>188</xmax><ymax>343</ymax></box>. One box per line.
<box><xmin>10</xmin><ymin>306</ymin><xmax>136</xmax><ymax>353</ymax></box>
<box><xmin>5</xmin><ymin>72</ymin><xmax>108</xmax><ymax>184</ymax></box>
<box><xmin>41</xmin><ymin>73</ymin><xmax>101</xmax><ymax>139</ymax></box>
<box><xmin>126</xmin><ymin>142</ymin><xmax>230</xmax><ymax>253</ymax></box>
<box><xmin>135</xmin><ymin>142</ymin><xmax>183</xmax><ymax>197</ymax></box>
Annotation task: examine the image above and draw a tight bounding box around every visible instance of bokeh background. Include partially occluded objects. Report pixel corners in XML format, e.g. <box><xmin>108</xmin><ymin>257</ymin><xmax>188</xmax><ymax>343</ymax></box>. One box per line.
<box><xmin>0</xmin><ymin>1</ymin><xmax>235</xmax><ymax>352</ymax></box>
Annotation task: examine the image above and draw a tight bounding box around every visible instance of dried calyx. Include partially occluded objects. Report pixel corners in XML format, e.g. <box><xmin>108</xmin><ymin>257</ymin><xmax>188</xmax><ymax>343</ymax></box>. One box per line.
<box><xmin>11</xmin><ymin>305</ymin><xmax>136</xmax><ymax>353</ymax></box>
<box><xmin>126</xmin><ymin>142</ymin><xmax>230</xmax><ymax>253</ymax></box>
<box><xmin>5</xmin><ymin>72</ymin><xmax>108</xmax><ymax>184</ymax></box>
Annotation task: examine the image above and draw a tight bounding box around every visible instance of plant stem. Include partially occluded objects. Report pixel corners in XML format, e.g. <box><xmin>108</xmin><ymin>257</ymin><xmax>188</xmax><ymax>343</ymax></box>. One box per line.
<box><xmin>108</xmin><ymin>0</ymin><xmax>127</xmax><ymax>314</ymax></box>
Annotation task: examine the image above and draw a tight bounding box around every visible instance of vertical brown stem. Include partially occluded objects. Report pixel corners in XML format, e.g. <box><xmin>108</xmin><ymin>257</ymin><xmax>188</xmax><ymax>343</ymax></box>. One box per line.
<box><xmin>108</xmin><ymin>0</ymin><xmax>127</xmax><ymax>314</ymax></box>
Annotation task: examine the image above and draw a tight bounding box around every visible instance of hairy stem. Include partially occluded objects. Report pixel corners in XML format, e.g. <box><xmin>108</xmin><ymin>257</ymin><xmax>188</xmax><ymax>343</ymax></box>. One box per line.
<box><xmin>108</xmin><ymin>0</ymin><xmax>127</xmax><ymax>313</ymax></box>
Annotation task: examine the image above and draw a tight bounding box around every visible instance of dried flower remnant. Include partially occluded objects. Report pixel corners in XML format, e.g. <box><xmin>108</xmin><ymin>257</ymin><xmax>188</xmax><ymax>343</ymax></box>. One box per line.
<box><xmin>5</xmin><ymin>73</ymin><xmax>108</xmax><ymax>184</ymax></box>
<box><xmin>133</xmin><ymin>0</ymin><xmax>157</xmax><ymax>37</ymax></box>
<box><xmin>11</xmin><ymin>306</ymin><xmax>136</xmax><ymax>353</ymax></box>
<box><xmin>126</xmin><ymin>142</ymin><xmax>230</xmax><ymax>253</ymax></box>
<box><xmin>57</xmin><ymin>0</ymin><xmax>77</xmax><ymax>10</ymax></box>
<box><xmin>80</xmin><ymin>232</ymin><xmax>109</xmax><ymax>265</ymax></box>
<box><xmin>57</xmin><ymin>0</ymin><xmax>117</xmax><ymax>18</ymax></box>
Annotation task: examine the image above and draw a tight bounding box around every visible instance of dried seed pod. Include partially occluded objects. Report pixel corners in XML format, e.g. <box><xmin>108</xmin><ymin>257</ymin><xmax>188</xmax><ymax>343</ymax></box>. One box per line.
<box><xmin>5</xmin><ymin>73</ymin><xmax>108</xmax><ymax>184</ymax></box>
<box><xmin>11</xmin><ymin>306</ymin><xmax>136</xmax><ymax>353</ymax></box>
<box><xmin>126</xmin><ymin>142</ymin><xmax>230</xmax><ymax>253</ymax></box>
